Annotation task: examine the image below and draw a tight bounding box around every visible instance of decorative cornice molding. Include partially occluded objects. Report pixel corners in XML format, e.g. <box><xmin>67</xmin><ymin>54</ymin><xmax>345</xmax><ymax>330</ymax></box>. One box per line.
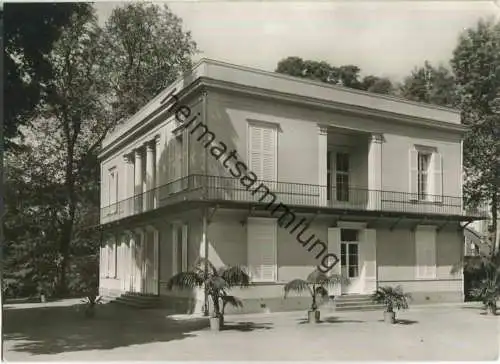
<box><xmin>99</xmin><ymin>73</ymin><xmax>468</xmax><ymax>160</ymax></box>
<box><xmin>199</xmin><ymin>78</ymin><xmax>468</xmax><ymax>134</ymax></box>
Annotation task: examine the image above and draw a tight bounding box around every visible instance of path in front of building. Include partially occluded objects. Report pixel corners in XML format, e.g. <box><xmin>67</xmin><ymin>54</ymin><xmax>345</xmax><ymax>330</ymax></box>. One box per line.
<box><xmin>3</xmin><ymin>299</ymin><xmax>499</xmax><ymax>361</ymax></box>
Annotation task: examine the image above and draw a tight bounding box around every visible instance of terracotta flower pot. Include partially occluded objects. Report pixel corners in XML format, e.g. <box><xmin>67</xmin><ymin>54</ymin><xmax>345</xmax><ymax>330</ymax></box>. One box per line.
<box><xmin>308</xmin><ymin>310</ymin><xmax>320</xmax><ymax>323</ymax></box>
<box><xmin>209</xmin><ymin>316</ymin><xmax>223</xmax><ymax>331</ymax></box>
<box><xmin>384</xmin><ymin>311</ymin><xmax>396</xmax><ymax>324</ymax></box>
<box><xmin>487</xmin><ymin>304</ymin><xmax>497</xmax><ymax>316</ymax></box>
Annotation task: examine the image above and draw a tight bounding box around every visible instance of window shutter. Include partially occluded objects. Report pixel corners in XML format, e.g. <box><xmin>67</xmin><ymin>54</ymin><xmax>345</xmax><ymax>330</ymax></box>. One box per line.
<box><xmin>100</xmin><ymin>245</ymin><xmax>106</xmax><ymax>278</ymax></box>
<box><xmin>262</xmin><ymin>127</ymin><xmax>277</xmax><ymax>182</ymax></box>
<box><xmin>432</xmin><ymin>153</ymin><xmax>443</xmax><ymax>203</ymax></box>
<box><xmin>248</xmin><ymin>123</ymin><xmax>277</xmax><ymax>183</ymax></box>
<box><xmin>182</xmin><ymin>130</ymin><xmax>189</xmax><ymax>189</ymax></box>
<box><xmin>249</xmin><ymin>125</ymin><xmax>263</xmax><ymax>176</ymax></box>
<box><xmin>415</xmin><ymin>226</ymin><xmax>437</xmax><ymax>279</ymax></box>
<box><xmin>359</xmin><ymin>229</ymin><xmax>377</xmax><ymax>293</ymax></box>
<box><xmin>409</xmin><ymin>149</ymin><xmax>418</xmax><ymax>197</ymax></box>
<box><xmin>182</xmin><ymin>224</ymin><xmax>188</xmax><ymax>271</ymax></box>
<box><xmin>327</xmin><ymin>228</ymin><xmax>342</xmax><ymax>295</ymax></box>
<box><xmin>247</xmin><ymin>218</ymin><xmax>277</xmax><ymax>282</ymax></box>
<box><xmin>172</xmin><ymin>226</ymin><xmax>178</xmax><ymax>275</ymax></box>
<box><xmin>103</xmin><ymin>241</ymin><xmax>109</xmax><ymax>278</ymax></box>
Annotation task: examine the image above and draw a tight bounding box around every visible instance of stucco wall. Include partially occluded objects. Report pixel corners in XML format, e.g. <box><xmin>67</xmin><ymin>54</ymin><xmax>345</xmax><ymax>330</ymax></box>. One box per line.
<box><xmin>377</xmin><ymin>225</ymin><xmax>463</xmax><ymax>302</ymax></box>
<box><xmin>202</xmin><ymin>90</ymin><xmax>463</xmax><ymax>197</ymax></box>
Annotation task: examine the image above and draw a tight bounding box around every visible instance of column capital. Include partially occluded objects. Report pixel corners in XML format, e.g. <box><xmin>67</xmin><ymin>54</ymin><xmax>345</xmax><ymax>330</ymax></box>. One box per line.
<box><xmin>370</xmin><ymin>133</ymin><xmax>384</xmax><ymax>143</ymax></box>
<box><xmin>123</xmin><ymin>153</ymin><xmax>134</xmax><ymax>163</ymax></box>
<box><xmin>154</xmin><ymin>134</ymin><xmax>161</xmax><ymax>145</ymax></box>
<box><xmin>146</xmin><ymin>142</ymin><xmax>155</xmax><ymax>153</ymax></box>
<box><xmin>134</xmin><ymin>148</ymin><xmax>143</xmax><ymax>159</ymax></box>
<box><xmin>318</xmin><ymin>125</ymin><xmax>328</xmax><ymax>136</ymax></box>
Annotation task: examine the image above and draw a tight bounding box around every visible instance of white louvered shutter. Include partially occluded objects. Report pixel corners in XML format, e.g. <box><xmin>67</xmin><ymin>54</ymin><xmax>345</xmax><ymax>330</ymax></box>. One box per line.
<box><xmin>327</xmin><ymin>228</ymin><xmax>342</xmax><ymax>295</ymax></box>
<box><xmin>359</xmin><ymin>229</ymin><xmax>377</xmax><ymax>293</ymax></box>
<box><xmin>432</xmin><ymin>153</ymin><xmax>443</xmax><ymax>203</ymax></box>
<box><xmin>182</xmin><ymin>130</ymin><xmax>189</xmax><ymax>189</ymax></box>
<box><xmin>262</xmin><ymin>127</ymin><xmax>277</xmax><ymax>181</ymax></box>
<box><xmin>247</xmin><ymin>218</ymin><xmax>277</xmax><ymax>282</ymax></box>
<box><xmin>409</xmin><ymin>149</ymin><xmax>418</xmax><ymax>198</ymax></box>
<box><xmin>182</xmin><ymin>224</ymin><xmax>188</xmax><ymax>271</ymax></box>
<box><xmin>415</xmin><ymin>227</ymin><xmax>437</xmax><ymax>279</ymax></box>
<box><xmin>249</xmin><ymin>125</ymin><xmax>263</xmax><ymax>177</ymax></box>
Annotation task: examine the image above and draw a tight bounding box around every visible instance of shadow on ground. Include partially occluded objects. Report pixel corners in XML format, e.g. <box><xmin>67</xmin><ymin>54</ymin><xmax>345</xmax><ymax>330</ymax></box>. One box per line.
<box><xmin>2</xmin><ymin>303</ymin><xmax>208</xmax><ymax>356</ymax></box>
<box><xmin>222</xmin><ymin>321</ymin><xmax>273</xmax><ymax>332</ymax></box>
<box><xmin>376</xmin><ymin>319</ymin><xmax>419</xmax><ymax>325</ymax></box>
<box><xmin>296</xmin><ymin>316</ymin><xmax>364</xmax><ymax>325</ymax></box>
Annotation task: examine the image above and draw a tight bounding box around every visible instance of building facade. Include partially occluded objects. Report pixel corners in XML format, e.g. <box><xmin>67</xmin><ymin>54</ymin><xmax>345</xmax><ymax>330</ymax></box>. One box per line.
<box><xmin>98</xmin><ymin>59</ymin><xmax>487</xmax><ymax>314</ymax></box>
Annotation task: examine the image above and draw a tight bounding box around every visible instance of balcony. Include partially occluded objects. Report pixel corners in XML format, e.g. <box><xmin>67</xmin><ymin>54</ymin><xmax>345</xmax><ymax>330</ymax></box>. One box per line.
<box><xmin>100</xmin><ymin>174</ymin><xmax>488</xmax><ymax>225</ymax></box>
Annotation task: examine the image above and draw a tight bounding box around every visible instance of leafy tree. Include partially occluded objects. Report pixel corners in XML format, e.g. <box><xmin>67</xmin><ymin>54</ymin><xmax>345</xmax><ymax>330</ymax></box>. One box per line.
<box><xmin>399</xmin><ymin>61</ymin><xmax>457</xmax><ymax>107</ymax></box>
<box><xmin>100</xmin><ymin>2</ymin><xmax>198</xmax><ymax>121</ymax></box>
<box><xmin>451</xmin><ymin>18</ymin><xmax>500</xmax><ymax>253</ymax></box>
<box><xmin>275</xmin><ymin>56</ymin><xmax>393</xmax><ymax>94</ymax></box>
<box><xmin>3</xmin><ymin>2</ymin><xmax>92</xmax><ymax>150</ymax></box>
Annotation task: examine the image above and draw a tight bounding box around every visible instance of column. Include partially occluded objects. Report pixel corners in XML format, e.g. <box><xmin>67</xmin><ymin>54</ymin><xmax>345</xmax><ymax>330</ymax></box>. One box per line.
<box><xmin>155</xmin><ymin>135</ymin><xmax>161</xmax><ymax>208</ymax></box>
<box><xmin>123</xmin><ymin>154</ymin><xmax>134</xmax><ymax>216</ymax></box>
<box><xmin>368</xmin><ymin>133</ymin><xmax>383</xmax><ymax>210</ymax></box>
<box><xmin>146</xmin><ymin>142</ymin><xmax>155</xmax><ymax>211</ymax></box>
<box><xmin>134</xmin><ymin>149</ymin><xmax>143</xmax><ymax>213</ymax></box>
<box><xmin>318</xmin><ymin>126</ymin><xmax>328</xmax><ymax>206</ymax></box>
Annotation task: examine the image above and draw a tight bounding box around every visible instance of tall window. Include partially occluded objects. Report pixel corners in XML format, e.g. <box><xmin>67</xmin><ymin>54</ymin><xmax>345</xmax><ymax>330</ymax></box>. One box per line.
<box><xmin>108</xmin><ymin>168</ymin><xmax>118</xmax><ymax>213</ymax></box>
<box><xmin>248</xmin><ymin>122</ymin><xmax>277</xmax><ymax>182</ymax></box>
<box><xmin>336</xmin><ymin>153</ymin><xmax>350</xmax><ymax>202</ymax></box>
<box><xmin>172</xmin><ymin>223</ymin><xmax>187</xmax><ymax>275</ymax></box>
<box><xmin>417</xmin><ymin>152</ymin><xmax>431</xmax><ymax>200</ymax></box>
<box><xmin>340</xmin><ymin>229</ymin><xmax>359</xmax><ymax>278</ymax></box>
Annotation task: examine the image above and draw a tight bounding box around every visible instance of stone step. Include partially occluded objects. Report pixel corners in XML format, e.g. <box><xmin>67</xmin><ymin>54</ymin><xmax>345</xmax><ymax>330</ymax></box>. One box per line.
<box><xmin>112</xmin><ymin>294</ymin><xmax>162</xmax><ymax>309</ymax></box>
<box><xmin>335</xmin><ymin>303</ymin><xmax>385</xmax><ymax>312</ymax></box>
<box><xmin>335</xmin><ymin>294</ymin><xmax>372</xmax><ymax>301</ymax></box>
<box><xmin>112</xmin><ymin>298</ymin><xmax>159</xmax><ymax>309</ymax></box>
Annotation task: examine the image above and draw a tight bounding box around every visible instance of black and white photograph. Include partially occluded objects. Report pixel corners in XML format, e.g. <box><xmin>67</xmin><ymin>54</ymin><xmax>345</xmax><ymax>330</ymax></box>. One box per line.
<box><xmin>2</xmin><ymin>0</ymin><xmax>500</xmax><ymax>361</ymax></box>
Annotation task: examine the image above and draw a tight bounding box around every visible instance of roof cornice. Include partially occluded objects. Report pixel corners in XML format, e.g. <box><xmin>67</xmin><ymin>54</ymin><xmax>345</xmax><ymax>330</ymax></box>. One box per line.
<box><xmin>198</xmin><ymin>77</ymin><xmax>469</xmax><ymax>134</ymax></box>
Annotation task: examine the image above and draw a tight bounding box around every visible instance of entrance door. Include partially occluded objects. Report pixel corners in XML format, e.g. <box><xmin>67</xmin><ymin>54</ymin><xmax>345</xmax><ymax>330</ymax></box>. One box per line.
<box><xmin>340</xmin><ymin>229</ymin><xmax>362</xmax><ymax>294</ymax></box>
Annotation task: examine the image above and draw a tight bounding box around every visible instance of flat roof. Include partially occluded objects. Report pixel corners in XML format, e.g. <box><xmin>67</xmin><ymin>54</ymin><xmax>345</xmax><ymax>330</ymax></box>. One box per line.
<box><xmin>102</xmin><ymin>58</ymin><xmax>462</xmax><ymax>151</ymax></box>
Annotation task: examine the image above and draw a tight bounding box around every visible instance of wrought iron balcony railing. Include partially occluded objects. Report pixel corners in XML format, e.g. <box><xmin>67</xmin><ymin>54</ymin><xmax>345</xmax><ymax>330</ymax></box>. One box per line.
<box><xmin>99</xmin><ymin>174</ymin><xmax>489</xmax><ymax>224</ymax></box>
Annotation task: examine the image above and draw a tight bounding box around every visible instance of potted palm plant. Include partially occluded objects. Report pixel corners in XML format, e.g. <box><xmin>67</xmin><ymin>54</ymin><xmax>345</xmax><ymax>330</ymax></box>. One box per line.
<box><xmin>166</xmin><ymin>257</ymin><xmax>250</xmax><ymax>331</ymax></box>
<box><xmin>81</xmin><ymin>294</ymin><xmax>103</xmax><ymax>318</ymax></box>
<box><xmin>470</xmin><ymin>277</ymin><xmax>499</xmax><ymax>315</ymax></box>
<box><xmin>371</xmin><ymin>285</ymin><xmax>411</xmax><ymax>324</ymax></box>
<box><xmin>284</xmin><ymin>269</ymin><xmax>348</xmax><ymax>323</ymax></box>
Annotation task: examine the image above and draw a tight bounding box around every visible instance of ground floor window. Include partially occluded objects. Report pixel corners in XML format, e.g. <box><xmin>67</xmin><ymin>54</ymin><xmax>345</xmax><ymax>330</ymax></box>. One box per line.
<box><xmin>172</xmin><ymin>223</ymin><xmax>188</xmax><ymax>275</ymax></box>
<box><xmin>340</xmin><ymin>229</ymin><xmax>359</xmax><ymax>278</ymax></box>
<box><xmin>247</xmin><ymin>217</ymin><xmax>277</xmax><ymax>282</ymax></box>
<box><xmin>415</xmin><ymin>226</ymin><xmax>437</xmax><ymax>279</ymax></box>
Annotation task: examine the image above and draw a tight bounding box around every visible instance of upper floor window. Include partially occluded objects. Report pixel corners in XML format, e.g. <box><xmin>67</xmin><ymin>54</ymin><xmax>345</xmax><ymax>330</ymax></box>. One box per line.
<box><xmin>248</xmin><ymin>122</ymin><xmax>277</xmax><ymax>182</ymax></box>
<box><xmin>327</xmin><ymin>151</ymin><xmax>350</xmax><ymax>202</ymax></box>
<box><xmin>410</xmin><ymin>146</ymin><xmax>442</xmax><ymax>203</ymax></box>
<box><xmin>417</xmin><ymin>152</ymin><xmax>431</xmax><ymax>200</ymax></box>
<box><xmin>336</xmin><ymin>152</ymin><xmax>350</xmax><ymax>202</ymax></box>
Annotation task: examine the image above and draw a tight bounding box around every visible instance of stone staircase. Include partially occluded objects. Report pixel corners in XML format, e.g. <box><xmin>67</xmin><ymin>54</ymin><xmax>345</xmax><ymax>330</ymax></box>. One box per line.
<box><xmin>104</xmin><ymin>292</ymin><xmax>162</xmax><ymax>309</ymax></box>
<box><xmin>333</xmin><ymin>294</ymin><xmax>385</xmax><ymax>312</ymax></box>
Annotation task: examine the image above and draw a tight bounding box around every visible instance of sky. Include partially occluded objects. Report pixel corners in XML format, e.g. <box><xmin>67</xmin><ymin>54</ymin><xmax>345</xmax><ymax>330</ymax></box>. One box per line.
<box><xmin>94</xmin><ymin>1</ymin><xmax>499</xmax><ymax>82</ymax></box>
